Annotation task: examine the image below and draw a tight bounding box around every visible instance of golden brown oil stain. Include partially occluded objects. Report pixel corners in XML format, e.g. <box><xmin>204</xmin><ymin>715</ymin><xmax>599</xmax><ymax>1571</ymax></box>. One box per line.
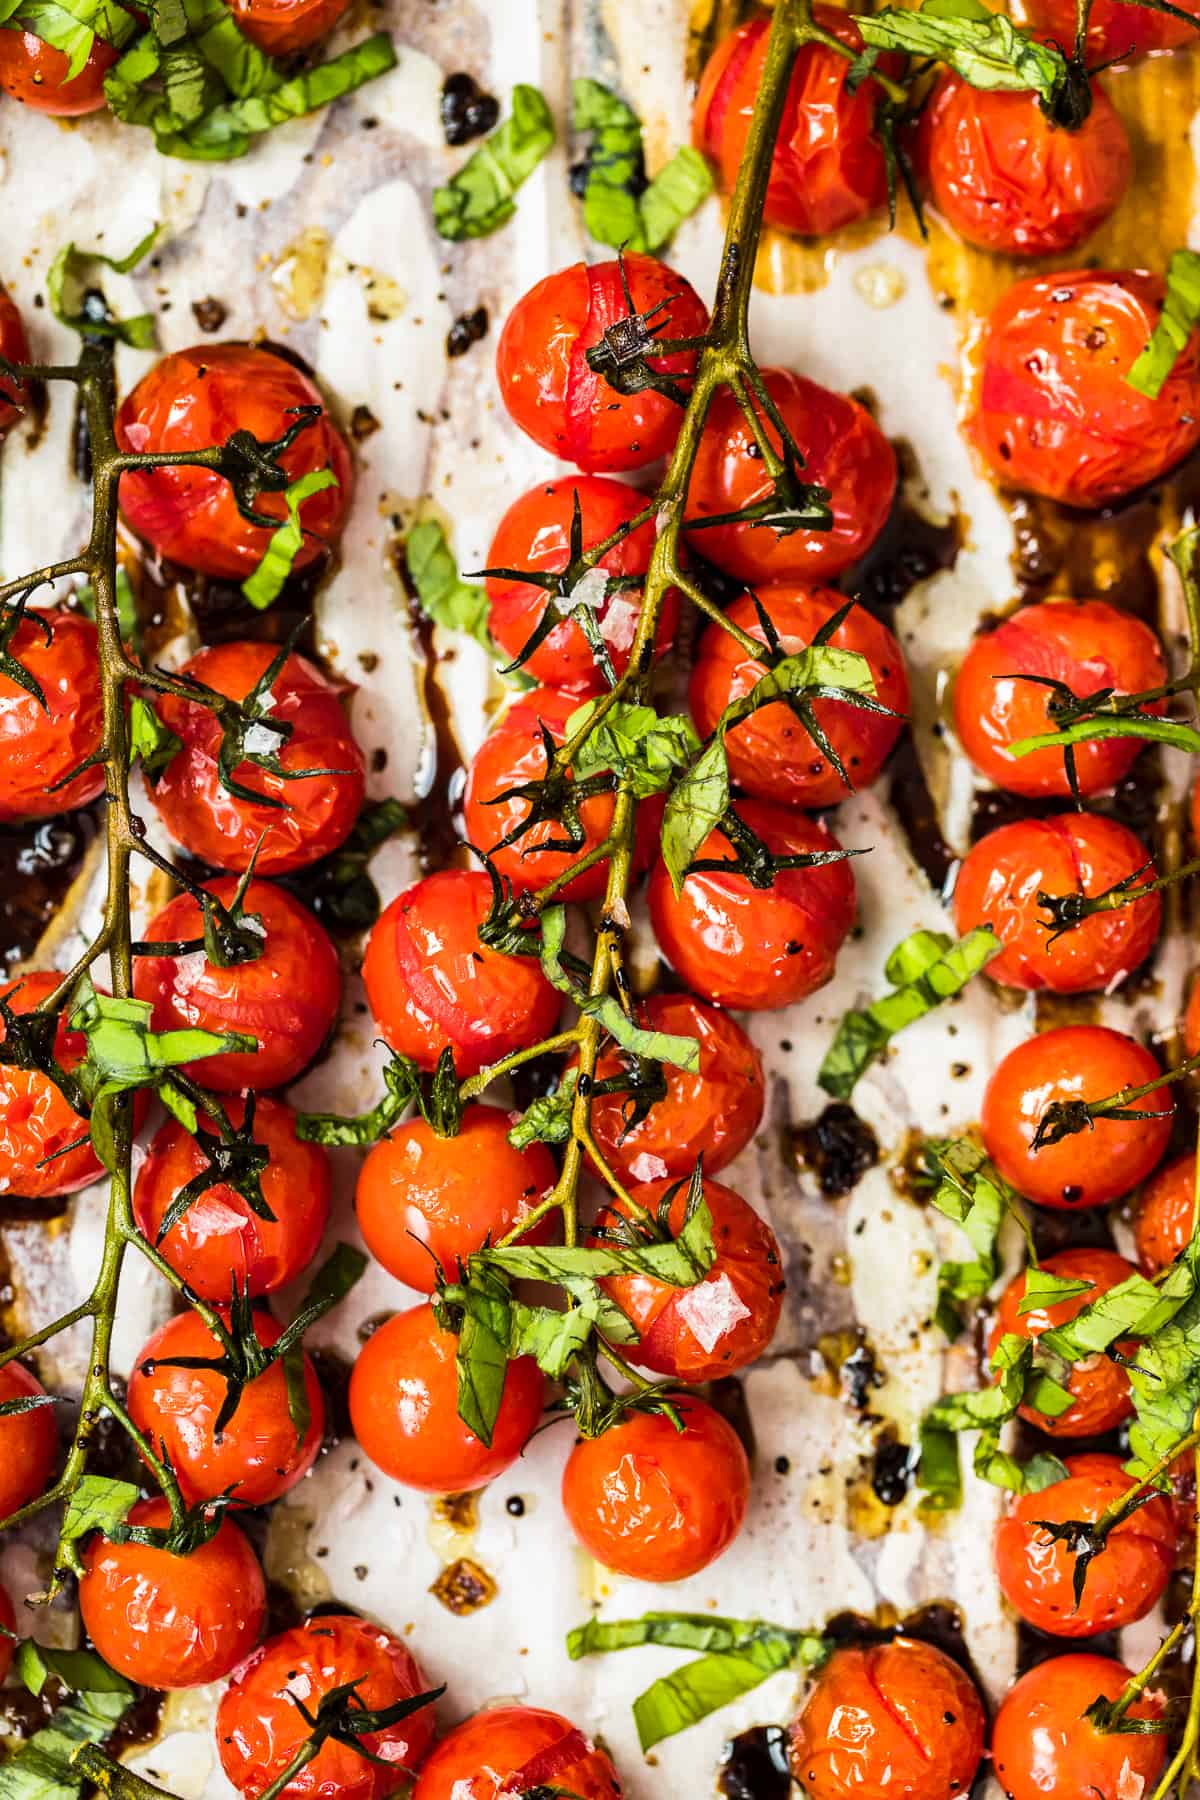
<box><xmin>429</xmin><ymin>1555</ymin><xmax>498</xmax><ymax>1615</ymax></box>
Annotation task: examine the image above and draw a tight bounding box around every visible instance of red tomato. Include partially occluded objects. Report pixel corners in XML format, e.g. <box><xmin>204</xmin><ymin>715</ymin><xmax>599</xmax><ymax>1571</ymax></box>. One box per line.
<box><xmin>991</xmin><ymin>1655</ymin><xmax>1166</xmax><ymax>1800</ymax></box>
<box><xmin>228</xmin><ymin>0</ymin><xmax>350</xmax><ymax>53</ymax></box>
<box><xmin>952</xmin><ymin>600</ymin><xmax>1167</xmax><ymax>798</ymax></box>
<box><xmin>561</xmin><ymin>1396</ymin><xmax>750</xmax><ymax>1582</ymax></box>
<box><xmin>1134</xmin><ymin>1152</ymin><xmax>1195</xmax><ymax>1275</ymax></box>
<box><xmin>0</xmin><ymin>1360</ymin><xmax>57</xmax><ymax>1523</ymax></box>
<box><xmin>971</xmin><ymin>270</ymin><xmax>1200</xmax><ymax>507</ymax></box>
<box><xmin>217</xmin><ymin>1615</ymin><xmax>436</xmax><ymax>1800</ymax></box>
<box><xmin>1025</xmin><ymin>0</ymin><xmax>1196</xmax><ymax>60</ymax></box>
<box><xmin>596</xmin><ymin>1175</ymin><xmax>784</xmax><ymax>1382</ymax></box>
<box><xmin>133</xmin><ymin>1096</ymin><xmax>331</xmax><ymax>1302</ymax></box>
<box><xmin>0</xmin><ymin>610</ymin><xmax>105</xmax><ymax>823</ymax></box>
<box><xmin>689</xmin><ymin>586</ymin><xmax>909</xmax><ymax>808</ymax></box>
<box><xmin>127</xmin><ymin>1307</ymin><xmax>324</xmax><ymax>1507</ymax></box>
<box><xmin>496</xmin><ymin>253</ymin><xmax>708</xmax><ymax>473</ymax></box>
<box><xmin>919</xmin><ymin>76</ymin><xmax>1131</xmax><ymax>257</ymax></box>
<box><xmin>0</xmin><ymin>969</ymin><xmax>103</xmax><ymax>1200</ymax></box>
<box><xmin>788</xmin><ymin>1637</ymin><xmax>985</xmax><ymax>1800</ymax></box>
<box><xmin>1188</xmin><ymin>971</ymin><xmax>1200</xmax><ymax>1057</ymax></box>
<box><xmin>0</xmin><ymin>283</ymin><xmax>30</xmax><ymax>433</ymax></box>
<box><xmin>355</xmin><ymin>1102</ymin><xmax>557</xmax><ymax>1292</ymax></box>
<box><xmin>981</xmin><ymin>1025</ymin><xmax>1172</xmax><ymax>1209</ymax></box>
<box><xmin>694</xmin><ymin>11</ymin><xmax>901</xmax><ymax>239</ymax></box>
<box><xmin>953</xmin><ymin>813</ymin><xmax>1161</xmax><ymax>993</ymax></box>
<box><xmin>349</xmin><ymin>1303</ymin><xmax>544</xmax><ymax>1494</ymax></box>
<box><xmin>146</xmin><ymin>641</ymin><xmax>365</xmax><ymax>874</ymax></box>
<box><xmin>989</xmin><ymin>1248</ymin><xmax>1137</xmax><ymax>1437</ymax></box>
<box><xmin>363</xmin><ymin>871</ymin><xmax>560</xmax><ymax>1078</ymax></box>
<box><xmin>686</xmin><ymin>368</ymin><xmax>896</xmax><ymax>585</ymax></box>
<box><xmin>412</xmin><ymin>1706</ymin><xmax>623</xmax><ymax>1800</ymax></box>
<box><xmin>79</xmin><ymin>1497</ymin><xmax>266</xmax><ymax>1689</ymax></box>
<box><xmin>647</xmin><ymin>798</ymin><xmax>856</xmax><ymax>1011</ymax></box>
<box><xmin>0</xmin><ymin>1581</ymin><xmax>14</xmax><ymax>1683</ymax></box>
<box><xmin>133</xmin><ymin>877</ymin><xmax>342</xmax><ymax>1091</ymax></box>
<box><xmin>0</xmin><ymin>30</ymin><xmax>116</xmax><ymax>114</ymax></box>
<box><xmin>117</xmin><ymin>344</ymin><xmax>352</xmax><ymax>580</ymax></box>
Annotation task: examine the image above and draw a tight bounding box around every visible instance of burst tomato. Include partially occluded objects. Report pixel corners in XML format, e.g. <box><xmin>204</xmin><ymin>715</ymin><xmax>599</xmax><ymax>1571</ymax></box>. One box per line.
<box><xmin>0</xmin><ymin>283</ymin><xmax>30</xmax><ymax>433</ymax></box>
<box><xmin>989</xmin><ymin>1248</ymin><xmax>1137</xmax><ymax>1437</ymax></box>
<box><xmin>0</xmin><ymin>30</ymin><xmax>117</xmax><ymax>113</ymax></box>
<box><xmin>0</xmin><ymin>969</ymin><xmax>103</xmax><ymax>1200</ymax></box>
<box><xmin>0</xmin><ymin>1360</ymin><xmax>56</xmax><ymax>1523</ymax></box>
<box><xmin>412</xmin><ymin>1706</ymin><xmax>623</xmax><ymax>1800</ymax></box>
<box><xmin>1025</xmin><ymin>0</ymin><xmax>1197</xmax><ymax>60</ymax></box>
<box><xmin>991</xmin><ymin>1655</ymin><xmax>1166</xmax><ymax>1800</ymax></box>
<box><xmin>0</xmin><ymin>610</ymin><xmax>105</xmax><ymax>823</ymax></box>
<box><xmin>1135</xmin><ymin>1153</ymin><xmax>1196</xmax><ymax>1275</ymax></box>
<box><xmin>228</xmin><ymin>0</ymin><xmax>350</xmax><ymax>53</ymax></box>
<box><xmin>0</xmin><ymin>1581</ymin><xmax>13</xmax><ymax>1683</ymax></box>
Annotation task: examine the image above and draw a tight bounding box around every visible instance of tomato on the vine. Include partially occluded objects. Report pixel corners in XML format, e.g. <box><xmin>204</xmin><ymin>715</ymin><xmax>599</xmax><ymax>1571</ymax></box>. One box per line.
<box><xmin>1135</xmin><ymin>1152</ymin><xmax>1196</xmax><ymax>1275</ymax></box>
<box><xmin>0</xmin><ymin>30</ymin><xmax>117</xmax><ymax>114</ymax></box>
<box><xmin>412</xmin><ymin>1706</ymin><xmax>623</xmax><ymax>1800</ymax></box>
<box><xmin>0</xmin><ymin>969</ymin><xmax>103</xmax><ymax>1201</ymax></box>
<box><xmin>991</xmin><ymin>1654</ymin><xmax>1166</xmax><ymax>1800</ymax></box>
<box><xmin>0</xmin><ymin>610</ymin><xmax>106</xmax><ymax>822</ymax></box>
<box><xmin>0</xmin><ymin>1360</ymin><xmax>57</xmax><ymax>1522</ymax></box>
<box><xmin>363</xmin><ymin>870</ymin><xmax>560</xmax><ymax>1078</ymax></box>
<box><xmin>989</xmin><ymin>1248</ymin><xmax>1137</xmax><ymax>1437</ymax></box>
<box><xmin>228</xmin><ymin>0</ymin><xmax>351</xmax><ymax>53</ymax></box>
<box><xmin>0</xmin><ymin>283</ymin><xmax>30</xmax><ymax>434</ymax></box>
<box><xmin>1025</xmin><ymin>0</ymin><xmax>1197</xmax><ymax>60</ymax></box>
<box><xmin>981</xmin><ymin>1025</ymin><xmax>1172</xmax><ymax>1209</ymax></box>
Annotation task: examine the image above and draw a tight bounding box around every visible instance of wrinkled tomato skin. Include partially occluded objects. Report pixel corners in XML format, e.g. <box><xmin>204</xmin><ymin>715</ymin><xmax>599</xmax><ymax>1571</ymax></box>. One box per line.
<box><xmin>694</xmin><ymin>12</ymin><xmax>901</xmax><ymax>239</ymax></box>
<box><xmin>127</xmin><ymin>1308</ymin><xmax>324</xmax><ymax>1507</ymax></box>
<box><xmin>953</xmin><ymin>600</ymin><xmax>1167</xmax><ymax>798</ymax></box>
<box><xmin>0</xmin><ymin>970</ymin><xmax>103</xmax><ymax>1200</ymax></box>
<box><xmin>647</xmin><ymin>798</ymin><xmax>857</xmax><ymax>1011</ymax></box>
<box><xmin>496</xmin><ymin>254</ymin><xmax>708</xmax><ymax>473</ymax></box>
<box><xmin>0</xmin><ymin>284</ymin><xmax>30</xmax><ymax>433</ymax></box>
<box><xmin>788</xmin><ymin>1637</ymin><xmax>985</xmax><ymax>1800</ymax></box>
<box><xmin>79</xmin><ymin>1497</ymin><xmax>267</xmax><ymax>1690</ymax></box>
<box><xmin>1135</xmin><ymin>1152</ymin><xmax>1196</xmax><ymax>1275</ymax></box>
<box><xmin>1025</xmin><ymin>0</ymin><xmax>1196</xmax><ymax>60</ymax></box>
<box><xmin>355</xmin><ymin>1103</ymin><xmax>557</xmax><ymax>1292</ymax></box>
<box><xmin>0</xmin><ymin>1361</ymin><xmax>57</xmax><ymax>1522</ymax></box>
<box><xmin>412</xmin><ymin>1706</ymin><xmax>623</xmax><ymax>1800</ymax></box>
<box><xmin>363</xmin><ymin>871</ymin><xmax>560</xmax><ymax>1078</ymax></box>
<box><xmin>981</xmin><ymin>1025</ymin><xmax>1172</xmax><ymax>1209</ymax></box>
<box><xmin>0</xmin><ymin>611</ymin><xmax>105</xmax><ymax>822</ymax></box>
<box><xmin>561</xmin><ymin>1396</ymin><xmax>750</xmax><ymax>1583</ymax></box>
<box><xmin>991</xmin><ymin>1655</ymin><xmax>1166</xmax><ymax>1800</ymax></box>
<box><xmin>989</xmin><ymin>1248</ymin><xmax>1137</xmax><ymax>1437</ymax></box>
<box><xmin>971</xmin><ymin>270</ymin><xmax>1200</xmax><ymax>507</ymax></box>
<box><xmin>689</xmin><ymin>587</ymin><xmax>909</xmax><ymax>809</ymax></box>
<box><xmin>484</xmin><ymin>478</ymin><xmax>677</xmax><ymax>687</ymax></box>
<box><xmin>919</xmin><ymin>75</ymin><xmax>1131</xmax><ymax>257</ymax></box>
<box><xmin>0</xmin><ymin>30</ymin><xmax>116</xmax><ymax>114</ymax></box>
<box><xmin>349</xmin><ymin>1303</ymin><xmax>544</xmax><ymax>1494</ymax></box>
<box><xmin>218</xmin><ymin>1615</ymin><xmax>436</xmax><ymax>1800</ymax></box>
<box><xmin>686</xmin><ymin>368</ymin><xmax>896</xmax><ymax>584</ymax></box>
<box><xmin>228</xmin><ymin>0</ymin><xmax>350</xmax><ymax>53</ymax></box>
<box><xmin>597</xmin><ymin>1176</ymin><xmax>785</xmax><ymax>1382</ymax></box>
<box><xmin>0</xmin><ymin>1583</ymin><xmax>14</xmax><ymax>1683</ymax></box>
<box><xmin>583</xmin><ymin>994</ymin><xmax>765</xmax><ymax>1185</ymax></box>
<box><xmin>133</xmin><ymin>1097</ymin><xmax>331</xmax><ymax>1302</ymax></box>
<box><xmin>117</xmin><ymin>344</ymin><xmax>352</xmax><ymax>580</ymax></box>
<box><xmin>953</xmin><ymin>813</ymin><xmax>1161</xmax><ymax>993</ymax></box>
<box><xmin>133</xmin><ymin>877</ymin><xmax>342</xmax><ymax>1091</ymax></box>
<box><xmin>147</xmin><ymin>641</ymin><xmax>365</xmax><ymax>874</ymax></box>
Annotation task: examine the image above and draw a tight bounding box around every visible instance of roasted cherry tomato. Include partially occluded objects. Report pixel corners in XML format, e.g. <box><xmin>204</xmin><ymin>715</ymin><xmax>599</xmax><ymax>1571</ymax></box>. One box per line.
<box><xmin>117</xmin><ymin>344</ymin><xmax>352</xmax><ymax>580</ymax></box>
<box><xmin>127</xmin><ymin>1308</ymin><xmax>324</xmax><ymax>1507</ymax></box>
<box><xmin>953</xmin><ymin>813</ymin><xmax>1161</xmax><ymax>993</ymax></box>
<box><xmin>561</xmin><ymin>1396</ymin><xmax>750</xmax><ymax>1582</ymax></box>
<box><xmin>0</xmin><ymin>969</ymin><xmax>103</xmax><ymax>1200</ymax></box>
<box><xmin>686</xmin><ymin>368</ymin><xmax>896</xmax><ymax>584</ymax></box>
<box><xmin>647</xmin><ymin>798</ymin><xmax>856</xmax><ymax>1011</ymax></box>
<box><xmin>496</xmin><ymin>253</ymin><xmax>708</xmax><ymax>473</ymax></box>
<box><xmin>0</xmin><ymin>610</ymin><xmax>105</xmax><ymax>822</ymax></box>
<box><xmin>0</xmin><ymin>1581</ymin><xmax>14</xmax><ymax>1683</ymax></box>
<box><xmin>79</xmin><ymin>1497</ymin><xmax>266</xmax><ymax>1689</ymax></box>
<box><xmin>971</xmin><ymin>270</ymin><xmax>1200</xmax><ymax>507</ymax></box>
<box><xmin>1025</xmin><ymin>0</ymin><xmax>1197</xmax><ymax>60</ymax></box>
<box><xmin>363</xmin><ymin>870</ymin><xmax>560</xmax><ymax>1078</ymax></box>
<box><xmin>133</xmin><ymin>1096</ymin><xmax>331</xmax><ymax>1302</ymax></box>
<box><xmin>991</xmin><ymin>1654</ymin><xmax>1166</xmax><ymax>1800</ymax></box>
<box><xmin>483</xmin><ymin>477</ymin><xmax>677</xmax><ymax>687</ymax></box>
<box><xmin>1135</xmin><ymin>1152</ymin><xmax>1196</xmax><ymax>1275</ymax></box>
<box><xmin>412</xmin><ymin>1706</ymin><xmax>623</xmax><ymax>1800</ymax></box>
<box><xmin>146</xmin><ymin>641</ymin><xmax>365</xmax><ymax>874</ymax></box>
<box><xmin>788</xmin><ymin>1637</ymin><xmax>985</xmax><ymax>1800</ymax></box>
<box><xmin>952</xmin><ymin>600</ymin><xmax>1167</xmax><ymax>799</ymax></box>
<box><xmin>0</xmin><ymin>29</ymin><xmax>117</xmax><ymax>114</ymax></box>
<box><xmin>596</xmin><ymin>1175</ymin><xmax>784</xmax><ymax>1382</ymax></box>
<box><xmin>689</xmin><ymin>586</ymin><xmax>909</xmax><ymax>809</ymax></box>
<box><xmin>217</xmin><ymin>1615</ymin><xmax>437</xmax><ymax>1800</ymax></box>
<box><xmin>989</xmin><ymin>1248</ymin><xmax>1137</xmax><ymax>1437</ymax></box>
<box><xmin>918</xmin><ymin>76</ymin><xmax>1131</xmax><ymax>257</ymax></box>
<box><xmin>694</xmin><ymin>11</ymin><xmax>901</xmax><ymax>239</ymax></box>
<box><xmin>0</xmin><ymin>1360</ymin><xmax>57</xmax><ymax>1522</ymax></box>
<box><xmin>228</xmin><ymin>0</ymin><xmax>350</xmax><ymax>54</ymax></box>
<box><xmin>356</xmin><ymin>1102</ymin><xmax>556</xmax><ymax>1292</ymax></box>
<box><xmin>981</xmin><ymin>1025</ymin><xmax>1172</xmax><ymax>1209</ymax></box>
<box><xmin>133</xmin><ymin>877</ymin><xmax>342</xmax><ymax>1091</ymax></box>
<box><xmin>1188</xmin><ymin>972</ymin><xmax>1200</xmax><ymax>1058</ymax></box>
<box><xmin>0</xmin><ymin>283</ymin><xmax>30</xmax><ymax>434</ymax></box>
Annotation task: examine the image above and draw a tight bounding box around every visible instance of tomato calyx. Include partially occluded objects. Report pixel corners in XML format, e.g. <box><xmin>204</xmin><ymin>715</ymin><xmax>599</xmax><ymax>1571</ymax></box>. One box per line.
<box><xmin>1030</xmin><ymin>1062</ymin><xmax>1185</xmax><ymax>1152</ymax></box>
<box><xmin>108</xmin><ymin>1489</ymin><xmax>238</xmax><ymax>1560</ymax></box>
<box><xmin>1035</xmin><ymin>854</ymin><xmax>1159</xmax><ymax>945</ymax></box>
<box><xmin>683</xmin><ymin>410</ymin><xmax>832</xmax><ymax>542</ymax></box>
<box><xmin>1026</xmin><ymin>1485</ymin><xmax>1169</xmax><ymax>1609</ymax></box>
<box><xmin>153</xmin><ymin>1093</ymin><xmax>275</xmax><ymax>1247</ymax></box>
<box><xmin>265</xmin><ymin>1670</ymin><xmax>447</xmax><ymax>1788</ymax></box>
<box><xmin>298</xmin><ymin>1043</ymin><xmax>464</xmax><ymax>1146</ymax></box>
<box><xmin>133</xmin><ymin>846</ymin><xmax>268</xmax><ymax>970</ymax></box>
<box><xmin>0</xmin><ymin>587</ymin><xmax>52</xmax><ymax>710</ymax></box>
<box><xmin>583</xmin><ymin>251</ymin><xmax>707</xmax><ymax>404</ymax></box>
<box><xmin>1082</xmin><ymin>1688</ymin><xmax>1173</xmax><ymax>1738</ymax></box>
<box><xmin>688</xmin><ymin>800</ymin><xmax>859</xmax><ymax>890</ymax></box>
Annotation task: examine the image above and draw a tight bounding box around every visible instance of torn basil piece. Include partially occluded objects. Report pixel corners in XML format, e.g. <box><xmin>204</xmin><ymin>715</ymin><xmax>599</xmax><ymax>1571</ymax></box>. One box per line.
<box><xmin>1127</xmin><ymin>248</ymin><xmax>1200</xmax><ymax>400</ymax></box>
<box><xmin>242</xmin><ymin>468</ymin><xmax>339</xmax><ymax>611</ymax></box>
<box><xmin>433</xmin><ymin>83</ymin><xmax>555</xmax><ymax>241</ymax></box>
<box><xmin>856</xmin><ymin>4</ymin><xmax>1067</xmax><ymax>105</ymax></box>
<box><xmin>0</xmin><ymin>0</ymin><xmax>137</xmax><ymax>82</ymax></box>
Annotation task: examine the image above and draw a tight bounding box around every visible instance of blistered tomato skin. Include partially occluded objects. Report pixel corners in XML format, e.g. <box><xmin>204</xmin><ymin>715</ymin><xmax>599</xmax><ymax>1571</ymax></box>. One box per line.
<box><xmin>981</xmin><ymin>1025</ymin><xmax>1172</xmax><ymax>1209</ymax></box>
<box><xmin>687</xmin><ymin>369</ymin><xmax>896</xmax><ymax>585</ymax></box>
<box><xmin>228</xmin><ymin>0</ymin><xmax>351</xmax><ymax>53</ymax></box>
<box><xmin>0</xmin><ymin>970</ymin><xmax>103</xmax><ymax>1200</ymax></box>
<box><xmin>146</xmin><ymin>641</ymin><xmax>365</xmax><ymax>874</ymax></box>
<box><xmin>363</xmin><ymin>871</ymin><xmax>561</xmax><ymax>1078</ymax></box>
<box><xmin>971</xmin><ymin>271</ymin><xmax>1200</xmax><ymax>507</ymax></box>
<box><xmin>0</xmin><ymin>611</ymin><xmax>105</xmax><ymax>822</ymax></box>
<box><xmin>496</xmin><ymin>254</ymin><xmax>709</xmax><ymax>473</ymax></box>
<box><xmin>991</xmin><ymin>1655</ymin><xmax>1166</xmax><ymax>1800</ymax></box>
<box><xmin>412</xmin><ymin>1706</ymin><xmax>623</xmax><ymax>1800</ymax></box>
<box><xmin>689</xmin><ymin>587</ymin><xmax>909</xmax><ymax>809</ymax></box>
<box><xmin>953</xmin><ymin>600</ymin><xmax>1167</xmax><ymax>798</ymax></box>
<box><xmin>0</xmin><ymin>1361</ymin><xmax>57</xmax><ymax>1522</ymax></box>
<box><xmin>117</xmin><ymin>344</ymin><xmax>352</xmax><ymax>580</ymax></box>
<box><xmin>1135</xmin><ymin>1153</ymin><xmax>1196</xmax><ymax>1275</ymax></box>
<box><xmin>561</xmin><ymin>1397</ymin><xmax>750</xmax><ymax>1583</ymax></box>
<box><xmin>788</xmin><ymin>1638</ymin><xmax>985</xmax><ymax>1800</ymax></box>
<box><xmin>0</xmin><ymin>283</ymin><xmax>31</xmax><ymax>433</ymax></box>
<box><xmin>0</xmin><ymin>30</ymin><xmax>117</xmax><ymax>113</ymax></box>
<box><xmin>218</xmin><ymin>1615</ymin><xmax>437</xmax><ymax>1800</ymax></box>
<box><xmin>989</xmin><ymin>1248</ymin><xmax>1137</xmax><ymax>1437</ymax></box>
<box><xmin>953</xmin><ymin>814</ymin><xmax>1161</xmax><ymax>993</ymax></box>
<box><xmin>1025</xmin><ymin>0</ymin><xmax>1197</xmax><ymax>59</ymax></box>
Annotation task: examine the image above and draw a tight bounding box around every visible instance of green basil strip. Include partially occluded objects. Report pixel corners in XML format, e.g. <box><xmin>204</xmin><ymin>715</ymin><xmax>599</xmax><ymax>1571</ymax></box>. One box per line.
<box><xmin>1128</xmin><ymin>248</ymin><xmax>1200</xmax><ymax>401</ymax></box>
<box><xmin>479</xmin><ymin>1199</ymin><xmax>715</xmax><ymax>1288</ymax></box>
<box><xmin>242</xmin><ymin>469</ymin><xmax>339</xmax><ymax>611</ymax></box>
<box><xmin>1039</xmin><ymin>1249</ymin><xmax>1200</xmax><ymax>1362</ymax></box>
<box><xmin>572</xmin><ymin>78</ymin><xmax>646</xmax><ymax>252</ymax></box>
<box><xmin>639</xmin><ymin>147</ymin><xmax>713</xmax><ymax>252</ymax></box>
<box><xmin>405</xmin><ymin>519</ymin><xmax>503</xmax><ymax>660</ymax></box>
<box><xmin>46</xmin><ymin>228</ymin><xmax>160</xmax><ymax>349</ymax></box>
<box><xmin>854</xmin><ymin>3</ymin><xmax>1067</xmax><ymax>103</ymax></box>
<box><xmin>540</xmin><ymin>906</ymin><xmax>700</xmax><ymax>1071</ymax></box>
<box><xmin>507</xmin><ymin>1072</ymin><xmax>578</xmax><ymax>1149</ymax></box>
<box><xmin>129</xmin><ymin>695</ymin><xmax>182</xmax><ymax>784</ymax></box>
<box><xmin>0</xmin><ymin>0</ymin><xmax>138</xmax><ymax>80</ymax></box>
<box><xmin>0</xmin><ymin>1686</ymin><xmax>132</xmax><ymax>1800</ymax></box>
<box><xmin>433</xmin><ymin>83</ymin><xmax>555</xmax><ymax>241</ymax></box>
<box><xmin>928</xmin><ymin>1139</ymin><xmax>1012</xmax><ymax>1339</ymax></box>
<box><xmin>1010</xmin><ymin>715</ymin><xmax>1200</xmax><ymax>760</ymax></box>
<box><xmin>567</xmin><ymin>700</ymin><xmax>700</xmax><ymax>800</ymax></box>
<box><xmin>1016</xmin><ymin>1268</ymin><xmax>1094</xmax><ymax>1316</ymax></box>
<box><xmin>1126</xmin><ymin>1286</ymin><xmax>1200</xmax><ymax>1478</ymax></box>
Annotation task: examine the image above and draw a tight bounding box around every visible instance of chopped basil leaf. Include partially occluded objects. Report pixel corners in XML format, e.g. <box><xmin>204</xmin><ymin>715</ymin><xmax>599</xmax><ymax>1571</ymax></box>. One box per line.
<box><xmin>1127</xmin><ymin>248</ymin><xmax>1200</xmax><ymax>400</ymax></box>
<box><xmin>1039</xmin><ymin>1251</ymin><xmax>1198</xmax><ymax>1362</ymax></box>
<box><xmin>129</xmin><ymin>695</ymin><xmax>182</xmax><ymax>785</ymax></box>
<box><xmin>540</xmin><ymin>907</ymin><xmax>700</xmax><ymax>1073</ymax></box>
<box><xmin>1126</xmin><ymin>1286</ymin><xmax>1200</xmax><ymax>1477</ymax></box>
<box><xmin>855</xmin><ymin>4</ymin><xmax>1067</xmax><ymax>104</ymax></box>
<box><xmin>566</xmin><ymin>700</ymin><xmax>700</xmax><ymax>800</ymax></box>
<box><xmin>507</xmin><ymin>1072</ymin><xmax>578</xmax><ymax>1149</ymax></box>
<box><xmin>919</xmin><ymin>1332</ymin><xmax>1074</xmax><ymax>1507</ymax></box>
<box><xmin>0</xmin><ymin>0</ymin><xmax>137</xmax><ymax>81</ymax></box>
<box><xmin>406</xmin><ymin>520</ymin><xmax>497</xmax><ymax>654</ymax></box>
<box><xmin>478</xmin><ymin>1200</ymin><xmax>715</xmax><ymax>1290</ymax></box>
<box><xmin>0</xmin><ymin>1684</ymin><xmax>132</xmax><ymax>1800</ymax></box>
<box><xmin>927</xmin><ymin>1138</ymin><xmax>1015</xmax><ymax>1338</ymax></box>
<box><xmin>242</xmin><ymin>468</ymin><xmax>339</xmax><ymax>611</ymax></box>
<box><xmin>1016</xmin><ymin>1268</ymin><xmax>1094</xmax><ymax>1316</ymax></box>
<box><xmin>660</xmin><ymin>735</ymin><xmax>730</xmax><ymax>899</ymax></box>
<box><xmin>16</xmin><ymin>1642</ymin><xmax>132</xmax><ymax>1701</ymax></box>
<box><xmin>640</xmin><ymin>148</ymin><xmax>714</xmax><ymax>252</ymax></box>
<box><xmin>46</xmin><ymin>230</ymin><xmax>159</xmax><ymax>349</ymax></box>
<box><xmin>433</xmin><ymin>84</ymin><xmax>555</xmax><ymax>241</ymax></box>
<box><xmin>571</xmin><ymin>80</ymin><xmax>712</xmax><ymax>253</ymax></box>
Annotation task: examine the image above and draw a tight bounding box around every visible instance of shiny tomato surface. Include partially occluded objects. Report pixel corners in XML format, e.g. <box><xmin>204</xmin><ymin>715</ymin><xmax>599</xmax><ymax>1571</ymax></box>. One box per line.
<box><xmin>412</xmin><ymin>1706</ymin><xmax>623</xmax><ymax>1800</ymax></box>
<box><xmin>1025</xmin><ymin>0</ymin><xmax>1197</xmax><ymax>59</ymax></box>
<box><xmin>0</xmin><ymin>1360</ymin><xmax>57</xmax><ymax>1523</ymax></box>
<box><xmin>1135</xmin><ymin>1152</ymin><xmax>1196</xmax><ymax>1275</ymax></box>
<box><xmin>363</xmin><ymin>870</ymin><xmax>560</xmax><ymax>1078</ymax></box>
<box><xmin>496</xmin><ymin>253</ymin><xmax>708</xmax><ymax>473</ymax></box>
<box><xmin>0</xmin><ymin>282</ymin><xmax>30</xmax><ymax>432</ymax></box>
<box><xmin>991</xmin><ymin>1655</ymin><xmax>1166</xmax><ymax>1800</ymax></box>
<box><xmin>0</xmin><ymin>969</ymin><xmax>102</xmax><ymax>1200</ymax></box>
<box><xmin>989</xmin><ymin>1248</ymin><xmax>1137</xmax><ymax>1437</ymax></box>
<box><xmin>0</xmin><ymin>29</ymin><xmax>116</xmax><ymax>113</ymax></box>
<box><xmin>0</xmin><ymin>610</ymin><xmax>105</xmax><ymax>822</ymax></box>
<box><xmin>228</xmin><ymin>0</ymin><xmax>350</xmax><ymax>53</ymax></box>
